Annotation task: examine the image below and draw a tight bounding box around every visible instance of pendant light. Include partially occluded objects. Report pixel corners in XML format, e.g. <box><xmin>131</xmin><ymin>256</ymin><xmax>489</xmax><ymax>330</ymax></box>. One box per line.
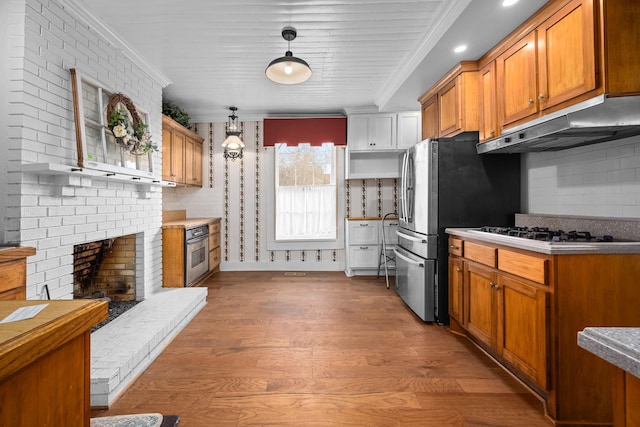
<box><xmin>265</xmin><ymin>27</ymin><xmax>312</xmax><ymax>85</ymax></box>
<box><xmin>222</xmin><ymin>107</ymin><xmax>244</xmax><ymax>160</ymax></box>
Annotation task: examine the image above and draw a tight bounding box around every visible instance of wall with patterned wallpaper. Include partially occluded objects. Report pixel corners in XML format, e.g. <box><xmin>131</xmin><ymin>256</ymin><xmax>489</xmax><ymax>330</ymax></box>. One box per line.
<box><xmin>162</xmin><ymin>120</ymin><xmax>399</xmax><ymax>271</ymax></box>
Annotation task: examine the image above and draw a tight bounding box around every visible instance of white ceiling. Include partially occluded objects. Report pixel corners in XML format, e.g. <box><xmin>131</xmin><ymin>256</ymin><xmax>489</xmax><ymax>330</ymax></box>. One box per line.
<box><xmin>77</xmin><ymin>0</ymin><xmax>548</xmax><ymax>122</ymax></box>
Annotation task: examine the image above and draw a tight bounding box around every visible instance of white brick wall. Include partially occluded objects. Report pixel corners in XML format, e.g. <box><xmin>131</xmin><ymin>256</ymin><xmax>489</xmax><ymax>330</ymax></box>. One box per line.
<box><xmin>523</xmin><ymin>135</ymin><xmax>640</xmax><ymax>218</ymax></box>
<box><xmin>3</xmin><ymin>0</ymin><xmax>166</xmax><ymax>300</ymax></box>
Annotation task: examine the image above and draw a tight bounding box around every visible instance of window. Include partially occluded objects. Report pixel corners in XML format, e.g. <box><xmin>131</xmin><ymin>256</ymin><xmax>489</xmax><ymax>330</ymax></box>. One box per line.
<box><xmin>275</xmin><ymin>143</ymin><xmax>337</xmax><ymax>241</ymax></box>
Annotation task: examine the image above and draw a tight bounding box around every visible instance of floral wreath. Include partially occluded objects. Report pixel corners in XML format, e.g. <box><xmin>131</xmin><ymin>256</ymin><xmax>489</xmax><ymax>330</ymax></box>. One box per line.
<box><xmin>106</xmin><ymin>93</ymin><xmax>157</xmax><ymax>154</ymax></box>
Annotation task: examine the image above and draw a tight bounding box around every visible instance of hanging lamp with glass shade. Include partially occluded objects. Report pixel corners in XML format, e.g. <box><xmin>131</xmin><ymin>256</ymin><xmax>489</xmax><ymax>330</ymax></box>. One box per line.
<box><xmin>222</xmin><ymin>107</ymin><xmax>245</xmax><ymax>160</ymax></box>
<box><xmin>265</xmin><ymin>27</ymin><xmax>312</xmax><ymax>85</ymax></box>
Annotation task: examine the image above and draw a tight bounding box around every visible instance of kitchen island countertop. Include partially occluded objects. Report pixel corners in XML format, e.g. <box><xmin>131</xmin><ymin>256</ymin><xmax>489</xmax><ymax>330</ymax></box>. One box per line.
<box><xmin>446</xmin><ymin>227</ymin><xmax>640</xmax><ymax>255</ymax></box>
<box><xmin>578</xmin><ymin>328</ymin><xmax>640</xmax><ymax>379</ymax></box>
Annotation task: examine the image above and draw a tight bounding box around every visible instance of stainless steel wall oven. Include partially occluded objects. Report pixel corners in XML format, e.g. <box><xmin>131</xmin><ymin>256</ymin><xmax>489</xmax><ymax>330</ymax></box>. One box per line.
<box><xmin>185</xmin><ymin>224</ymin><xmax>209</xmax><ymax>286</ymax></box>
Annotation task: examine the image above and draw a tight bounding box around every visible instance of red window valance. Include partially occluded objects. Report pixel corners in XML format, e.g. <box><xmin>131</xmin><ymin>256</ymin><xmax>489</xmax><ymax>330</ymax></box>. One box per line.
<box><xmin>263</xmin><ymin>117</ymin><xmax>347</xmax><ymax>146</ymax></box>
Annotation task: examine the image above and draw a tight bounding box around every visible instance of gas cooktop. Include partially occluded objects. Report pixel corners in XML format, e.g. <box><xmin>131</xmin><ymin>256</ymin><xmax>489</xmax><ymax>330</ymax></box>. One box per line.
<box><xmin>478</xmin><ymin>226</ymin><xmax>615</xmax><ymax>242</ymax></box>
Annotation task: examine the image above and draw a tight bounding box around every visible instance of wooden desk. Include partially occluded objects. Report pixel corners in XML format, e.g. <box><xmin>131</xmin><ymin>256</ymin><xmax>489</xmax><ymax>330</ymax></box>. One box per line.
<box><xmin>0</xmin><ymin>300</ymin><xmax>107</xmax><ymax>426</ymax></box>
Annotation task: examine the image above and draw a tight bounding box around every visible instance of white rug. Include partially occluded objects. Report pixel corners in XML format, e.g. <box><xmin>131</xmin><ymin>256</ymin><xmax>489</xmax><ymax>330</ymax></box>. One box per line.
<box><xmin>90</xmin><ymin>413</ymin><xmax>163</xmax><ymax>427</ymax></box>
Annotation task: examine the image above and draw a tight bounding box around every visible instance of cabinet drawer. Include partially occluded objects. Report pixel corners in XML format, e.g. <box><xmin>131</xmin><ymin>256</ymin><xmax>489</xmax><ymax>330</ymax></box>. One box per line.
<box><xmin>209</xmin><ymin>221</ymin><xmax>221</xmax><ymax>234</ymax></box>
<box><xmin>448</xmin><ymin>237</ymin><xmax>463</xmax><ymax>256</ymax></box>
<box><xmin>209</xmin><ymin>246</ymin><xmax>221</xmax><ymax>271</ymax></box>
<box><xmin>209</xmin><ymin>232</ymin><xmax>220</xmax><ymax>250</ymax></box>
<box><xmin>498</xmin><ymin>249</ymin><xmax>548</xmax><ymax>284</ymax></box>
<box><xmin>348</xmin><ymin>246</ymin><xmax>379</xmax><ymax>269</ymax></box>
<box><xmin>348</xmin><ymin>221</ymin><xmax>379</xmax><ymax>245</ymax></box>
<box><xmin>464</xmin><ymin>241</ymin><xmax>496</xmax><ymax>267</ymax></box>
<box><xmin>0</xmin><ymin>260</ymin><xmax>25</xmax><ymax>294</ymax></box>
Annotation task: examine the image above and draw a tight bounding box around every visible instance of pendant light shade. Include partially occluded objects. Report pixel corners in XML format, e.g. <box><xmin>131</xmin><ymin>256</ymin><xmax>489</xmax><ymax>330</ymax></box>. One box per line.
<box><xmin>266</xmin><ymin>27</ymin><xmax>312</xmax><ymax>85</ymax></box>
<box><xmin>222</xmin><ymin>107</ymin><xmax>244</xmax><ymax>160</ymax></box>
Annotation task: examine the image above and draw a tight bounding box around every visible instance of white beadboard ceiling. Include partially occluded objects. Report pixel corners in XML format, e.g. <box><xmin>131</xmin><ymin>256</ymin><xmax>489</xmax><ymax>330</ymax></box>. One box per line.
<box><xmin>76</xmin><ymin>0</ymin><xmax>548</xmax><ymax>121</ymax></box>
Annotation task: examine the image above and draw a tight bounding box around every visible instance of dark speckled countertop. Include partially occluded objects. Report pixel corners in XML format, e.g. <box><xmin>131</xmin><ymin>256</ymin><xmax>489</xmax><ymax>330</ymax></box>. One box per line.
<box><xmin>578</xmin><ymin>328</ymin><xmax>640</xmax><ymax>379</ymax></box>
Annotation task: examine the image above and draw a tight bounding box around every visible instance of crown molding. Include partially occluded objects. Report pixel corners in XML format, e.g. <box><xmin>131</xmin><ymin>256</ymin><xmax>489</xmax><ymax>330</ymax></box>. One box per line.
<box><xmin>58</xmin><ymin>0</ymin><xmax>172</xmax><ymax>88</ymax></box>
<box><xmin>374</xmin><ymin>0</ymin><xmax>471</xmax><ymax>109</ymax></box>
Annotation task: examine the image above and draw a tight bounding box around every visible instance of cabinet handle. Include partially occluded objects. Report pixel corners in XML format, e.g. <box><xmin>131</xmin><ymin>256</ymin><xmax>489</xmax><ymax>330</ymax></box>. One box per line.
<box><xmin>449</xmin><ymin>245</ymin><xmax>460</xmax><ymax>250</ymax></box>
<box><xmin>528</xmin><ymin>99</ymin><xmax>534</xmax><ymax>105</ymax></box>
<box><xmin>490</xmin><ymin>282</ymin><xmax>496</xmax><ymax>289</ymax></box>
<box><xmin>359</xmin><ymin>224</ymin><xmax>370</xmax><ymax>227</ymax></box>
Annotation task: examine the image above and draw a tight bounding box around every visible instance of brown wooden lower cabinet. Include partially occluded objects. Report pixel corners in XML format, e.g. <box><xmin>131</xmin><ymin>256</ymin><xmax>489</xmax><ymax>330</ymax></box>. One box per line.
<box><xmin>162</xmin><ymin>217</ymin><xmax>222</xmax><ymax>287</ymax></box>
<box><xmin>448</xmin><ymin>234</ymin><xmax>640</xmax><ymax>426</ymax></box>
<box><xmin>0</xmin><ymin>247</ymin><xmax>36</xmax><ymax>300</ymax></box>
<box><xmin>613</xmin><ymin>368</ymin><xmax>640</xmax><ymax>427</ymax></box>
<box><xmin>0</xmin><ymin>300</ymin><xmax>107</xmax><ymax>427</ymax></box>
<box><xmin>208</xmin><ymin>218</ymin><xmax>221</xmax><ymax>273</ymax></box>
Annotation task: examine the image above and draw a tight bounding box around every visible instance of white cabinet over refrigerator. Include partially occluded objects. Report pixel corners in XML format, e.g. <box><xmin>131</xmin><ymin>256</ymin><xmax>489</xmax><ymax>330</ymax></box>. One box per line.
<box><xmin>345</xmin><ymin>112</ymin><xmax>421</xmax><ymax>179</ymax></box>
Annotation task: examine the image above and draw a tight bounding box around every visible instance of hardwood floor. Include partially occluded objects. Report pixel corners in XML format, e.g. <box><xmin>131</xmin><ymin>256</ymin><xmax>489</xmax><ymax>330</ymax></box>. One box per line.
<box><xmin>91</xmin><ymin>271</ymin><xmax>551</xmax><ymax>426</ymax></box>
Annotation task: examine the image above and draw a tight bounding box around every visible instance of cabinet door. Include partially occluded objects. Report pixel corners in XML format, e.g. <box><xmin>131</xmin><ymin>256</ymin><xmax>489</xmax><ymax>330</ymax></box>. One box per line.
<box><xmin>397</xmin><ymin>112</ymin><xmax>421</xmax><ymax>150</ymax></box>
<box><xmin>185</xmin><ymin>137</ymin><xmax>203</xmax><ymax>187</ymax></box>
<box><xmin>161</xmin><ymin>127</ymin><xmax>173</xmax><ymax>181</ymax></box>
<box><xmin>496</xmin><ymin>31</ymin><xmax>538</xmax><ymax>128</ymax></box>
<box><xmin>537</xmin><ymin>0</ymin><xmax>596</xmax><ymax>111</ymax></box>
<box><xmin>347</xmin><ymin>115</ymin><xmax>372</xmax><ymax>151</ymax></box>
<box><xmin>448</xmin><ymin>257</ymin><xmax>464</xmax><ymax>324</ymax></box>
<box><xmin>496</xmin><ymin>274</ymin><xmax>549</xmax><ymax>389</ymax></box>
<box><xmin>185</xmin><ymin>137</ymin><xmax>194</xmax><ymax>184</ymax></box>
<box><xmin>193</xmin><ymin>139</ymin><xmax>203</xmax><ymax>186</ymax></box>
<box><xmin>421</xmin><ymin>95</ymin><xmax>438</xmax><ymax>140</ymax></box>
<box><xmin>479</xmin><ymin>61</ymin><xmax>498</xmax><ymax>142</ymax></box>
<box><xmin>171</xmin><ymin>131</ymin><xmax>186</xmax><ymax>184</ymax></box>
<box><xmin>372</xmin><ymin>114</ymin><xmax>396</xmax><ymax>149</ymax></box>
<box><xmin>438</xmin><ymin>78</ymin><xmax>460</xmax><ymax>137</ymax></box>
<box><xmin>465</xmin><ymin>262</ymin><xmax>496</xmax><ymax>348</ymax></box>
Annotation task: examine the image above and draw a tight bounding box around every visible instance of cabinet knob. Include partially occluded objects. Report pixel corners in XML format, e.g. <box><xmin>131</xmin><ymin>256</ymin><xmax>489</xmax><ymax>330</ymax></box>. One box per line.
<box><xmin>528</xmin><ymin>99</ymin><xmax>534</xmax><ymax>105</ymax></box>
<box><xmin>449</xmin><ymin>245</ymin><xmax>460</xmax><ymax>250</ymax></box>
<box><xmin>538</xmin><ymin>94</ymin><xmax>545</xmax><ymax>100</ymax></box>
<box><xmin>490</xmin><ymin>130</ymin><xmax>495</xmax><ymax>136</ymax></box>
<box><xmin>456</xmin><ymin>267</ymin><xmax>461</xmax><ymax>272</ymax></box>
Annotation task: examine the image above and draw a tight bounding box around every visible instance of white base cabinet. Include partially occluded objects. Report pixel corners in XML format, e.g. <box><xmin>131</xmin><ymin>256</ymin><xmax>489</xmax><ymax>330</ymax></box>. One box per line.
<box><xmin>345</xmin><ymin>218</ymin><xmax>398</xmax><ymax>276</ymax></box>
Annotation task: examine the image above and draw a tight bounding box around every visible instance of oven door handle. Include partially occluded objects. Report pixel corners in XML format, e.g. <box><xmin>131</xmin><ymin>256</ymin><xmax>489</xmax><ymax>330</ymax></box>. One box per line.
<box><xmin>186</xmin><ymin>234</ymin><xmax>208</xmax><ymax>244</ymax></box>
<box><xmin>393</xmin><ymin>248</ymin><xmax>424</xmax><ymax>268</ymax></box>
<box><xmin>396</xmin><ymin>230</ymin><xmax>427</xmax><ymax>244</ymax></box>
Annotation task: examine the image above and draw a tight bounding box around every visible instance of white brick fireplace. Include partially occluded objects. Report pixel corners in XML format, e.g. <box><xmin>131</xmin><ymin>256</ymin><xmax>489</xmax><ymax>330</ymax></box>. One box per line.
<box><xmin>2</xmin><ymin>0</ymin><xmax>170</xmax><ymax>300</ymax></box>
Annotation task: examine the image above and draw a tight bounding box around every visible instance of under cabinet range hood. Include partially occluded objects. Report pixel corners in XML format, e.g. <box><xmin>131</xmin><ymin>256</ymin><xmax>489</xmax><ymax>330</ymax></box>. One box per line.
<box><xmin>477</xmin><ymin>95</ymin><xmax>640</xmax><ymax>154</ymax></box>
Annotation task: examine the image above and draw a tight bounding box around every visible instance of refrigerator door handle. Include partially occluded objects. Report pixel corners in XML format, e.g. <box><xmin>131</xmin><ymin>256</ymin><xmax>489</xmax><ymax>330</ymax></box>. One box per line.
<box><xmin>400</xmin><ymin>152</ymin><xmax>408</xmax><ymax>223</ymax></box>
<box><xmin>396</xmin><ymin>230</ymin><xmax>427</xmax><ymax>244</ymax></box>
<box><xmin>393</xmin><ymin>248</ymin><xmax>424</xmax><ymax>268</ymax></box>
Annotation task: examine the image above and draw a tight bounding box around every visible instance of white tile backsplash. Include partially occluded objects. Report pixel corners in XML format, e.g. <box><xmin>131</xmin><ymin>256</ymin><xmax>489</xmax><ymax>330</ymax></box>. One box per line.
<box><xmin>523</xmin><ymin>135</ymin><xmax>640</xmax><ymax>218</ymax></box>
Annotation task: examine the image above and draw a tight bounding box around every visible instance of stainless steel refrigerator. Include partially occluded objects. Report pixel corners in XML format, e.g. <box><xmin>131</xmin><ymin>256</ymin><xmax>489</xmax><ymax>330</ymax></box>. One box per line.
<box><xmin>395</xmin><ymin>133</ymin><xmax>520</xmax><ymax>323</ymax></box>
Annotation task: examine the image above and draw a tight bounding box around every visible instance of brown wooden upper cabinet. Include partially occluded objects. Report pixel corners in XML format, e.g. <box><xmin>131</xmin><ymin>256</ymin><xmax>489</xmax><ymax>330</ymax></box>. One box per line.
<box><xmin>162</xmin><ymin>115</ymin><xmax>204</xmax><ymax>187</ymax></box>
<box><xmin>422</xmin><ymin>0</ymin><xmax>640</xmax><ymax>144</ymax></box>
<box><xmin>496</xmin><ymin>0</ymin><xmax>596</xmax><ymax>129</ymax></box>
<box><xmin>478</xmin><ymin>61</ymin><xmax>498</xmax><ymax>142</ymax></box>
<box><xmin>418</xmin><ymin>61</ymin><xmax>479</xmax><ymax>140</ymax></box>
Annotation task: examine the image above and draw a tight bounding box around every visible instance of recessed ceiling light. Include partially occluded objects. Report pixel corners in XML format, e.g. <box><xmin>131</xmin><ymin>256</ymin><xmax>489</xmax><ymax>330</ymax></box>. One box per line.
<box><xmin>454</xmin><ymin>45</ymin><xmax>467</xmax><ymax>53</ymax></box>
<box><xmin>502</xmin><ymin>0</ymin><xmax>519</xmax><ymax>6</ymax></box>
